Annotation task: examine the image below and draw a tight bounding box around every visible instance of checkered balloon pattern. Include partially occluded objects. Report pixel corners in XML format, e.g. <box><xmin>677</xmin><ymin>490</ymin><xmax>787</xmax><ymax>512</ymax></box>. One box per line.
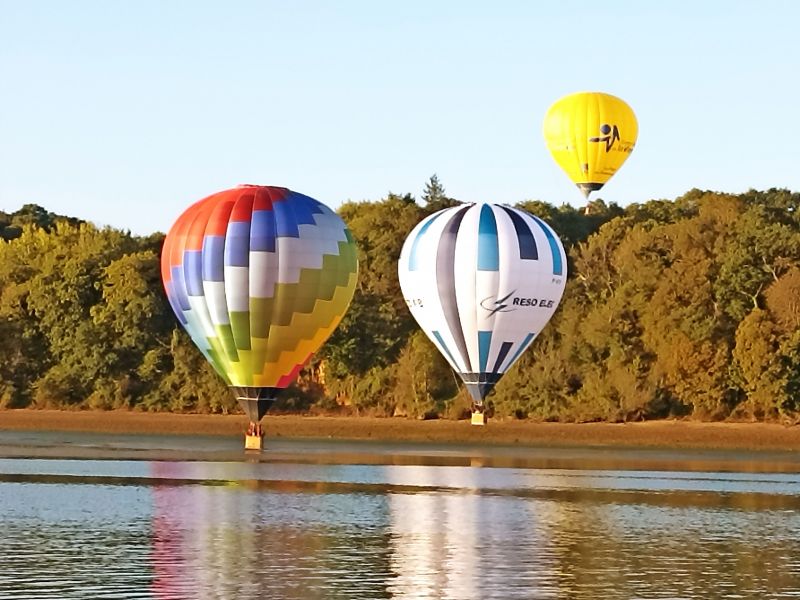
<box><xmin>161</xmin><ymin>185</ymin><xmax>358</xmax><ymax>390</ymax></box>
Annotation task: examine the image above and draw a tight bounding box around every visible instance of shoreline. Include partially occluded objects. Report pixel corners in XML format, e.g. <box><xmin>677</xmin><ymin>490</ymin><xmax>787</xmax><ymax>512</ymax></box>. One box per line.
<box><xmin>2</xmin><ymin>409</ymin><xmax>800</xmax><ymax>451</ymax></box>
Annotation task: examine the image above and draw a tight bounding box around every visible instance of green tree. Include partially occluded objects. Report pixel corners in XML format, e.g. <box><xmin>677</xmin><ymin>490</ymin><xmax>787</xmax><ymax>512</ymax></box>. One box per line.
<box><xmin>731</xmin><ymin>309</ymin><xmax>786</xmax><ymax>420</ymax></box>
<box><xmin>2</xmin><ymin>189</ymin><xmax>799</xmax><ymax>423</ymax></box>
<box><xmin>390</xmin><ymin>331</ymin><xmax>458</xmax><ymax>419</ymax></box>
<box><xmin>325</xmin><ymin>193</ymin><xmax>424</xmax><ymax>408</ymax></box>
<box><xmin>88</xmin><ymin>250</ymin><xmax>174</xmax><ymax>407</ymax></box>
<box><xmin>145</xmin><ymin>329</ymin><xmax>232</xmax><ymax>413</ymax></box>
<box><xmin>421</xmin><ymin>174</ymin><xmax>460</xmax><ymax>213</ymax></box>
<box><xmin>518</xmin><ymin>199</ymin><xmax>623</xmax><ymax>249</ymax></box>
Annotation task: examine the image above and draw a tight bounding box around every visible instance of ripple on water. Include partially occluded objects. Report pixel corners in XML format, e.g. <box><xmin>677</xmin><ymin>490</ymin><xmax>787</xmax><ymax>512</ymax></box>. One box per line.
<box><xmin>2</xmin><ymin>457</ymin><xmax>800</xmax><ymax>599</ymax></box>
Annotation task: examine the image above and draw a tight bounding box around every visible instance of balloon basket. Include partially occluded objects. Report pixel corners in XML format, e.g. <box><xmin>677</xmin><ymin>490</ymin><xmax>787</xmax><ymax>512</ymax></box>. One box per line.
<box><xmin>244</xmin><ymin>434</ymin><xmax>264</xmax><ymax>451</ymax></box>
<box><xmin>471</xmin><ymin>411</ymin><xmax>486</xmax><ymax>426</ymax></box>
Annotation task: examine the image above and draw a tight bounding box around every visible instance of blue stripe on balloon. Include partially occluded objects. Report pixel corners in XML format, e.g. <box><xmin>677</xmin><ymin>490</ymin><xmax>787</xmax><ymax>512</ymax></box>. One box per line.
<box><xmin>531</xmin><ymin>216</ymin><xmax>563</xmax><ymax>276</ymax></box>
<box><xmin>202</xmin><ymin>235</ymin><xmax>225</xmax><ymax>282</ymax></box>
<box><xmin>224</xmin><ymin>221</ymin><xmax>250</xmax><ymax>267</ymax></box>
<box><xmin>165</xmin><ymin>289</ymin><xmax>188</xmax><ymax>324</ymax></box>
<box><xmin>436</xmin><ymin>206</ymin><xmax>472</xmax><ymax>371</ymax></box>
<box><xmin>491</xmin><ymin>341</ymin><xmax>514</xmax><ymax>374</ymax></box>
<box><xmin>505</xmin><ymin>333</ymin><xmax>536</xmax><ymax>371</ymax></box>
<box><xmin>408</xmin><ymin>210</ymin><xmax>446</xmax><ymax>271</ymax></box>
<box><xmin>305</xmin><ymin>193</ymin><xmax>326</xmax><ymax>215</ymax></box>
<box><xmin>273</xmin><ymin>197</ymin><xmax>299</xmax><ymax>237</ymax></box>
<box><xmin>289</xmin><ymin>192</ymin><xmax>324</xmax><ymax>224</ymax></box>
<box><xmin>183</xmin><ymin>250</ymin><xmax>204</xmax><ymax>296</ymax></box>
<box><xmin>478</xmin><ymin>330</ymin><xmax>492</xmax><ymax>373</ymax></box>
<box><xmin>250</xmin><ymin>209</ymin><xmax>276</xmax><ymax>252</ymax></box>
<box><xmin>168</xmin><ymin>269</ymin><xmax>191</xmax><ymax>311</ymax></box>
<box><xmin>500</xmin><ymin>206</ymin><xmax>538</xmax><ymax>260</ymax></box>
<box><xmin>432</xmin><ymin>330</ymin><xmax>459</xmax><ymax>369</ymax></box>
<box><xmin>477</xmin><ymin>204</ymin><xmax>499</xmax><ymax>271</ymax></box>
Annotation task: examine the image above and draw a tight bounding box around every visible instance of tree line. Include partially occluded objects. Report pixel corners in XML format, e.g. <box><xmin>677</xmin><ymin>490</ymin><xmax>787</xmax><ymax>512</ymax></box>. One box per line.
<box><xmin>1</xmin><ymin>180</ymin><xmax>799</xmax><ymax>422</ymax></box>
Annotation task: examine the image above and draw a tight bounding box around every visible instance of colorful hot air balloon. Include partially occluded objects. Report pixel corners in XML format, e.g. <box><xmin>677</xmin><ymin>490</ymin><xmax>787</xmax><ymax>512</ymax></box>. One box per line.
<box><xmin>543</xmin><ymin>91</ymin><xmax>637</xmax><ymax>198</ymax></box>
<box><xmin>161</xmin><ymin>185</ymin><xmax>358</xmax><ymax>443</ymax></box>
<box><xmin>398</xmin><ymin>202</ymin><xmax>567</xmax><ymax>423</ymax></box>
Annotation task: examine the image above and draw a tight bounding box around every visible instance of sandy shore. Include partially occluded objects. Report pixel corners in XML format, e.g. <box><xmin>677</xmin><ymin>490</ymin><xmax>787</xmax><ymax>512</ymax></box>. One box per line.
<box><xmin>1</xmin><ymin>409</ymin><xmax>800</xmax><ymax>451</ymax></box>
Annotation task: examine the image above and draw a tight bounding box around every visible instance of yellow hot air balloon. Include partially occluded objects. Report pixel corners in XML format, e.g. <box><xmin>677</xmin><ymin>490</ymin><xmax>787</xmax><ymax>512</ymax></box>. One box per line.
<box><xmin>543</xmin><ymin>91</ymin><xmax>638</xmax><ymax>198</ymax></box>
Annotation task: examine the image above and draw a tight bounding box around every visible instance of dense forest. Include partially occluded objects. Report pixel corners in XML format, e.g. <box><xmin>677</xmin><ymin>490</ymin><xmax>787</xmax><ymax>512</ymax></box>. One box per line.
<box><xmin>1</xmin><ymin>181</ymin><xmax>799</xmax><ymax>423</ymax></box>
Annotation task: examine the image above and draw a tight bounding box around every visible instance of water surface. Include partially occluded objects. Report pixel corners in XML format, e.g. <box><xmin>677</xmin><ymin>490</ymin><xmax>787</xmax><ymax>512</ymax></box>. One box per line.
<box><xmin>1</xmin><ymin>431</ymin><xmax>799</xmax><ymax>599</ymax></box>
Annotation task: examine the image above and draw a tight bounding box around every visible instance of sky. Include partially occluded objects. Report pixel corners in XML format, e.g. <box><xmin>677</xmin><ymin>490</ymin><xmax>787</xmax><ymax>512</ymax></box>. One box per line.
<box><xmin>2</xmin><ymin>1</ymin><xmax>800</xmax><ymax>235</ymax></box>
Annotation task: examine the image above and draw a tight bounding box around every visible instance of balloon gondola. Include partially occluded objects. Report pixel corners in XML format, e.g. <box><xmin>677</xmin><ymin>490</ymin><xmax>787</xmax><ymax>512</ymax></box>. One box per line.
<box><xmin>398</xmin><ymin>202</ymin><xmax>567</xmax><ymax>425</ymax></box>
<box><xmin>161</xmin><ymin>185</ymin><xmax>358</xmax><ymax>449</ymax></box>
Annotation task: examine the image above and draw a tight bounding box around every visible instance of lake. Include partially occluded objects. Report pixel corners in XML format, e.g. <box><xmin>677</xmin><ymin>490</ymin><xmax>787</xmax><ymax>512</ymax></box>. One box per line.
<box><xmin>1</xmin><ymin>430</ymin><xmax>799</xmax><ymax>599</ymax></box>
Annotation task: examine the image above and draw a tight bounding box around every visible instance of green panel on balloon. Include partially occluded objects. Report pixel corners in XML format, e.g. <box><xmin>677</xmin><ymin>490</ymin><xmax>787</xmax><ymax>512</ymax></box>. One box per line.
<box><xmin>214</xmin><ymin>324</ymin><xmax>239</xmax><ymax>362</ymax></box>
<box><xmin>229</xmin><ymin>312</ymin><xmax>251</xmax><ymax>351</ymax></box>
<box><xmin>204</xmin><ymin>347</ymin><xmax>231</xmax><ymax>385</ymax></box>
<box><xmin>249</xmin><ymin>297</ymin><xmax>274</xmax><ymax>339</ymax></box>
<box><xmin>263</xmin><ymin>282</ymin><xmax>355</xmax><ymax>362</ymax></box>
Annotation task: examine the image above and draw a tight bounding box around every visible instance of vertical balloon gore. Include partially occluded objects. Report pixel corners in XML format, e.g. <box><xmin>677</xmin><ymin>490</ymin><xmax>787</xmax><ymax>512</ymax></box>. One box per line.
<box><xmin>398</xmin><ymin>203</ymin><xmax>567</xmax><ymax>409</ymax></box>
<box><xmin>543</xmin><ymin>91</ymin><xmax>638</xmax><ymax>198</ymax></box>
<box><xmin>161</xmin><ymin>185</ymin><xmax>358</xmax><ymax>424</ymax></box>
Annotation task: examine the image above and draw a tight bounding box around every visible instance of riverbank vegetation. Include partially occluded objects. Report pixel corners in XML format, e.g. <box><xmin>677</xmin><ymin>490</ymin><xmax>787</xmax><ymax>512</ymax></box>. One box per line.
<box><xmin>1</xmin><ymin>182</ymin><xmax>799</xmax><ymax>423</ymax></box>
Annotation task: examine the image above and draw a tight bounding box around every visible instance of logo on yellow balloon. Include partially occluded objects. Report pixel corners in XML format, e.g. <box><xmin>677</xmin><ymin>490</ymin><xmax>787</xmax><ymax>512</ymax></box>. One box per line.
<box><xmin>589</xmin><ymin>124</ymin><xmax>620</xmax><ymax>152</ymax></box>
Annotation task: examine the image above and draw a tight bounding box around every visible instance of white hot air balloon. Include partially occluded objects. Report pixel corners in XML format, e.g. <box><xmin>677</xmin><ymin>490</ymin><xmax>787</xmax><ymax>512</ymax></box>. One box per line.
<box><xmin>398</xmin><ymin>202</ymin><xmax>567</xmax><ymax>423</ymax></box>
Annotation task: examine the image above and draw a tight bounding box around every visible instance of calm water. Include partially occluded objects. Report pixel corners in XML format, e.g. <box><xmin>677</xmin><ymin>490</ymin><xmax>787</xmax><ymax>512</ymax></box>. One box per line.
<box><xmin>1</xmin><ymin>432</ymin><xmax>800</xmax><ymax>599</ymax></box>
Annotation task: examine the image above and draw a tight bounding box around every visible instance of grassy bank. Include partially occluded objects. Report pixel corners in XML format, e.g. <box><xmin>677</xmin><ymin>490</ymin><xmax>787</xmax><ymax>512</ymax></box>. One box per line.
<box><xmin>2</xmin><ymin>409</ymin><xmax>800</xmax><ymax>451</ymax></box>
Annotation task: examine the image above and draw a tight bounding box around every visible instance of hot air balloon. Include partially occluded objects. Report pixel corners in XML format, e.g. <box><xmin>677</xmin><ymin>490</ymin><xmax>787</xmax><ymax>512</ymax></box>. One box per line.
<box><xmin>543</xmin><ymin>91</ymin><xmax>637</xmax><ymax>199</ymax></box>
<box><xmin>398</xmin><ymin>202</ymin><xmax>567</xmax><ymax>424</ymax></box>
<box><xmin>161</xmin><ymin>185</ymin><xmax>358</xmax><ymax>448</ymax></box>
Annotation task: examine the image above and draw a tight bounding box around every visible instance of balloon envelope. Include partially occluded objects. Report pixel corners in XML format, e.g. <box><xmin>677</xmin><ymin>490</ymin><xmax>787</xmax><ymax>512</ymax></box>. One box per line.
<box><xmin>398</xmin><ymin>203</ymin><xmax>567</xmax><ymax>404</ymax></box>
<box><xmin>543</xmin><ymin>91</ymin><xmax>637</xmax><ymax>198</ymax></box>
<box><xmin>161</xmin><ymin>185</ymin><xmax>358</xmax><ymax>421</ymax></box>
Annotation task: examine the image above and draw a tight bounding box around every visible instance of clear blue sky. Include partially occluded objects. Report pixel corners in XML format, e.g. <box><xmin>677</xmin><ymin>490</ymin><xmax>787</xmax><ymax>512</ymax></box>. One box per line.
<box><xmin>2</xmin><ymin>1</ymin><xmax>799</xmax><ymax>235</ymax></box>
